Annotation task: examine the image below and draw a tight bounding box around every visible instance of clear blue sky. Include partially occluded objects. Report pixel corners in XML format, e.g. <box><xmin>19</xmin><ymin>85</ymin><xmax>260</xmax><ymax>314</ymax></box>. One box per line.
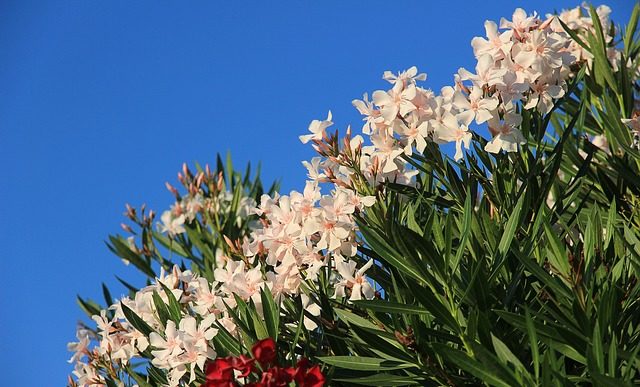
<box><xmin>0</xmin><ymin>1</ymin><xmax>634</xmax><ymax>385</ymax></box>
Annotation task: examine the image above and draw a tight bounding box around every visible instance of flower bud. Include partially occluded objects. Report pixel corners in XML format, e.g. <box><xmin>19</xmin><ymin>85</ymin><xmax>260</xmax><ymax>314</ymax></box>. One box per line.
<box><xmin>166</xmin><ymin>182</ymin><xmax>179</xmax><ymax>196</ymax></box>
<box><xmin>120</xmin><ymin>223</ymin><xmax>133</xmax><ymax>234</ymax></box>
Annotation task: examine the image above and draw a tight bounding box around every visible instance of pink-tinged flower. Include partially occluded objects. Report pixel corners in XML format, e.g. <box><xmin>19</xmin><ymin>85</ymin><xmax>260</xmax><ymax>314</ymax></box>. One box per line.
<box><xmin>319</xmin><ymin>190</ymin><xmax>356</xmax><ymax>221</ymax></box>
<box><xmin>179</xmin><ymin>315</ymin><xmax>217</xmax><ymax>351</ymax></box>
<box><xmin>524</xmin><ymin>77</ymin><xmax>565</xmax><ymax>115</ymax></box>
<box><xmin>299</xmin><ymin>293</ymin><xmax>321</xmax><ymax>330</ymax></box>
<box><xmin>177</xmin><ymin>339</ymin><xmax>211</xmax><ymax>383</ymax></box>
<box><xmin>471</xmin><ymin>20</ymin><xmax>514</xmax><ymax>60</ymax></box>
<box><xmin>267</xmin><ymin>258</ymin><xmax>302</xmax><ymax>296</ymax></box>
<box><xmin>500</xmin><ymin>8</ymin><xmax>540</xmax><ymax>37</ymax></box>
<box><xmin>434</xmin><ymin>111</ymin><xmax>474</xmax><ymax>161</ymax></box>
<box><xmin>72</xmin><ymin>362</ymin><xmax>106</xmax><ymax>387</ymax></box>
<box><xmin>334</xmin><ymin>258</ymin><xmax>375</xmax><ymax>301</ymax></box>
<box><xmin>158</xmin><ymin>210</ymin><xmax>186</xmax><ymax>236</ymax></box>
<box><xmin>366</xmin><ymin>132</ymin><xmax>404</xmax><ymax>174</ymax></box>
<box><xmin>302</xmin><ymin>157</ymin><xmax>327</xmax><ymax>182</ymax></box>
<box><xmin>411</xmin><ymin>86</ymin><xmax>436</xmax><ymax>118</ymax></box>
<box><xmin>495</xmin><ymin>70</ymin><xmax>531</xmax><ymax>103</ymax></box>
<box><xmin>268</xmin><ymin>195</ymin><xmax>302</xmax><ymax>235</ymax></box>
<box><xmin>382</xmin><ymin>66</ymin><xmax>427</xmax><ymax>88</ymax></box>
<box><xmin>352</xmin><ymin>93</ymin><xmax>384</xmax><ymax>135</ymax></box>
<box><xmin>458</xmin><ymin>54</ymin><xmax>507</xmax><ymax>88</ymax></box>
<box><xmin>291</xmin><ymin>181</ymin><xmax>321</xmax><ymax>220</ymax></box>
<box><xmin>578</xmin><ymin>135</ymin><xmax>611</xmax><ymax>157</ymax></box>
<box><xmin>453</xmin><ymin>88</ymin><xmax>499</xmax><ymax>124</ymax></box>
<box><xmin>67</xmin><ymin>327</ymin><xmax>92</xmax><ymax>364</ymax></box>
<box><xmin>299</xmin><ymin>111</ymin><xmax>333</xmax><ymax>144</ymax></box>
<box><xmin>316</xmin><ymin>217</ymin><xmax>352</xmax><ymax>253</ymax></box>
<box><xmin>513</xmin><ymin>29</ymin><xmax>565</xmax><ymax>72</ymax></box>
<box><xmin>372</xmin><ymin>83</ymin><xmax>417</xmax><ymax>122</ymax></box>
<box><xmin>393</xmin><ymin>115</ymin><xmax>430</xmax><ymax>156</ymax></box>
<box><xmin>484</xmin><ymin>111</ymin><xmax>527</xmax><ymax>154</ymax></box>
<box><xmin>149</xmin><ymin>320</ymin><xmax>183</xmax><ymax>369</ymax></box>
<box><xmin>192</xmin><ymin>278</ymin><xmax>225</xmax><ymax>316</ymax></box>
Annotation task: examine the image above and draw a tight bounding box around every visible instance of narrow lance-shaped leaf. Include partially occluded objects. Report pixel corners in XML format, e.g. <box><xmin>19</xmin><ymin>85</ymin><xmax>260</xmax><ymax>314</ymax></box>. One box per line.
<box><xmin>121</xmin><ymin>302</ymin><xmax>154</xmax><ymax>336</ymax></box>
<box><xmin>260</xmin><ymin>286</ymin><xmax>279</xmax><ymax>340</ymax></box>
<box><xmin>317</xmin><ymin>356</ymin><xmax>416</xmax><ymax>371</ymax></box>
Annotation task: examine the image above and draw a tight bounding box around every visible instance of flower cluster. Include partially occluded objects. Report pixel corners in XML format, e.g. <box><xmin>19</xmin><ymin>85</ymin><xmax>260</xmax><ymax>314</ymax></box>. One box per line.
<box><xmin>158</xmin><ymin>165</ymin><xmax>257</xmax><ymax>238</ymax></box>
<box><xmin>69</xmin><ymin>158</ymin><xmax>377</xmax><ymax>387</ymax></box>
<box><xmin>243</xmin><ymin>181</ymin><xmax>376</xmax><ymax>300</ymax></box>
<box><xmin>204</xmin><ymin>338</ymin><xmax>325</xmax><ymax>387</ymax></box>
<box><xmin>312</xmin><ymin>4</ymin><xmax>620</xmax><ymax>170</ymax></box>
<box><xmin>549</xmin><ymin>4</ymin><xmax>618</xmax><ymax>71</ymax></box>
<box><xmin>69</xmin><ymin>267</ymin><xmax>220</xmax><ymax>386</ymax></box>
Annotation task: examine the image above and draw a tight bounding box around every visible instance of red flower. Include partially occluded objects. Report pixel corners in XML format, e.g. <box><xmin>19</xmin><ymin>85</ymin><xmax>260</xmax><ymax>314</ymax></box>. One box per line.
<box><xmin>251</xmin><ymin>338</ymin><xmax>277</xmax><ymax>367</ymax></box>
<box><xmin>294</xmin><ymin>358</ymin><xmax>325</xmax><ymax>387</ymax></box>
<box><xmin>204</xmin><ymin>357</ymin><xmax>236</xmax><ymax>387</ymax></box>
<box><xmin>232</xmin><ymin>354</ymin><xmax>256</xmax><ymax>378</ymax></box>
<box><xmin>257</xmin><ymin>366</ymin><xmax>295</xmax><ymax>387</ymax></box>
<box><xmin>202</xmin><ymin>340</ymin><xmax>324</xmax><ymax>387</ymax></box>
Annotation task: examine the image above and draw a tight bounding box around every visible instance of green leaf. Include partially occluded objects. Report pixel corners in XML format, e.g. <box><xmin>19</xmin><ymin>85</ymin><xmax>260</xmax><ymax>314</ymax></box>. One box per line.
<box><xmin>491</xmin><ymin>334</ymin><xmax>525</xmax><ymax>370</ymax></box>
<box><xmin>548</xmin><ymin>342</ymin><xmax>587</xmax><ymax>365</ymax></box>
<box><xmin>288</xmin><ymin>304</ymin><xmax>305</xmax><ymax>361</ymax></box>
<box><xmin>497</xmin><ymin>192</ymin><xmax>525</xmax><ymax>257</ymax></box>
<box><xmin>587</xmin><ymin>5</ymin><xmax>619</xmax><ymax>93</ymax></box>
<box><xmin>491</xmin><ymin>334</ymin><xmax>533</xmax><ymax>384</ymax></box>
<box><xmin>410</xmin><ymin>282</ymin><xmax>460</xmax><ymax>332</ymax></box>
<box><xmin>107</xmin><ymin>235</ymin><xmax>156</xmax><ymax>278</ymax></box>
<box><xmin>604</xmin><ymin>199</ymin><xmax>617</xmax><ymax>249</ymax></box>
<box><xmin>558</xmin><ymin>18</ymin><xmax>590</xmax><ymax>51</ymax></box>
<box><xmin>353</xmin><ymin>300</ymin><xmax>432</xmax><ymax>315</ymax></box>
<box><xmin>260</xmin><ymin>286</ymin><xmax>279</xmax><ymax>340</ymax></box>
<box><xmin>126</xmin><ymin>369</ymin><xmax>153</xmax><ymax>387</ymax></box>
<box><xmin>223</xmin><ymin>297</ymin><xmax>257</xmax><ymax>343</ymax></box>
<box><xmin>525</xmin><ymin>308</ymin><xmax>540</xmax><ymax>381</ymax></box>
<box><xmin>333</xmin><ymin>373</ymin><xmax>424</xmax><ymax>386</ymax></box>
<box><xmin>101</xmin><ymin>283</ymin><xmax>114</xmax><ymax>307</ymax></box>
<box><xmin>544</xmin><ymin>223</ymin><xmax>571</xmax><ymax>278</ymax></box>
<box><xmin>146</xmin><ymin>365</ymin><xmax>167</xmax><ymax>385</ymax></box>
<box><xmin>592</xmin><ymin>320</ymin><xmax>604</xmax><ymax>373</ymax></box>
<box><xmin>212</xmin><ymin>323</ymin><xmax>242</xmax><ymax>356</ymax></box>
<box><xmin>318</xmin><ymin>356</ymin><xmax>416</xmax><ymax>371</ymax></box>
<box><xmin>432</xmin><ymin>344</ymin><xmax>513</xmax><ymax>387</ymax></box>
<box><xmin>159</xmin><ymin>282</ymin><xmax>182</xmax><ymax>323</ymax></box>
<box><xmin>335</xmin><ymin>308</ymin><xmax>379</xmax><ymax>329</ymax></box>
<box><xmin>452</xmin><ymin>191</ymin><xmax>473</xmax><ymax>273</ymax></box>
<box><xmin>151</xmin><ymin>230</ymin><xmax>191</xmax><ymax>259</ymax></box>
<box><xmin>608</xmin><ymin>333</ymin><xmax>618</xmax><ymax>378</ymax></box>
<box><xmin>624</xmin><ymin>2</ymin><xmax>640</xmax><ymax>57</ymax></box>
<box><xmin>121</xmin><ymin>302</ymin><xmax>154</xmax><ymax>336</ymax></box>
<box><xmin>152</xmin><ymin>291</ymin><xmax>171</xmax><ymax>327</ymax></box>
<box><xmin>350</xmin><ymin>324</ymin><xmax>416</xmax><ymax>363</ymax></box>
<box><xmin>76</xmin><ymin>296</ymin><xmax>102</xmax><ymax>317</ymax></box>
<box><xmin>357</xmin><ymin>219</ymin><xmax>426</xmax><ymax>284</ymax></box>
<box><xmin>247</xmin><ymin>299</ymin><xmax>269</xmax><ymax>340</ymax></box>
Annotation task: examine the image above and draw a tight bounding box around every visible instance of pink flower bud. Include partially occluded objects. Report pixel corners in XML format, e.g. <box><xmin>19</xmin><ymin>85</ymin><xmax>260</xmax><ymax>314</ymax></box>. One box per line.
<box><xmin>166</xmin><ymin>182</ymin><xmax>178</xmax><ymax>196</ymax></box>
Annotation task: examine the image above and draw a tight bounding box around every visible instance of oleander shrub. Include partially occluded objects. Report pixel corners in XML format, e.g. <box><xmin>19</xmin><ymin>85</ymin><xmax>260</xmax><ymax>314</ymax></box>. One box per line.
<box><xmin>68</xmin><ymin>3</ymin><xmax>640</xmax><ymax>386</ymax></box>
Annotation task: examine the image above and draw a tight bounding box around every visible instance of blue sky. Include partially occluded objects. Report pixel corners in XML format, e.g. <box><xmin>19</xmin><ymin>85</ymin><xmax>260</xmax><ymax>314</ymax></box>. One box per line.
<box><xmin>0</xmin><ymin>1</ymin><xmax>634</xmax><ymax>385</ymax></box>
